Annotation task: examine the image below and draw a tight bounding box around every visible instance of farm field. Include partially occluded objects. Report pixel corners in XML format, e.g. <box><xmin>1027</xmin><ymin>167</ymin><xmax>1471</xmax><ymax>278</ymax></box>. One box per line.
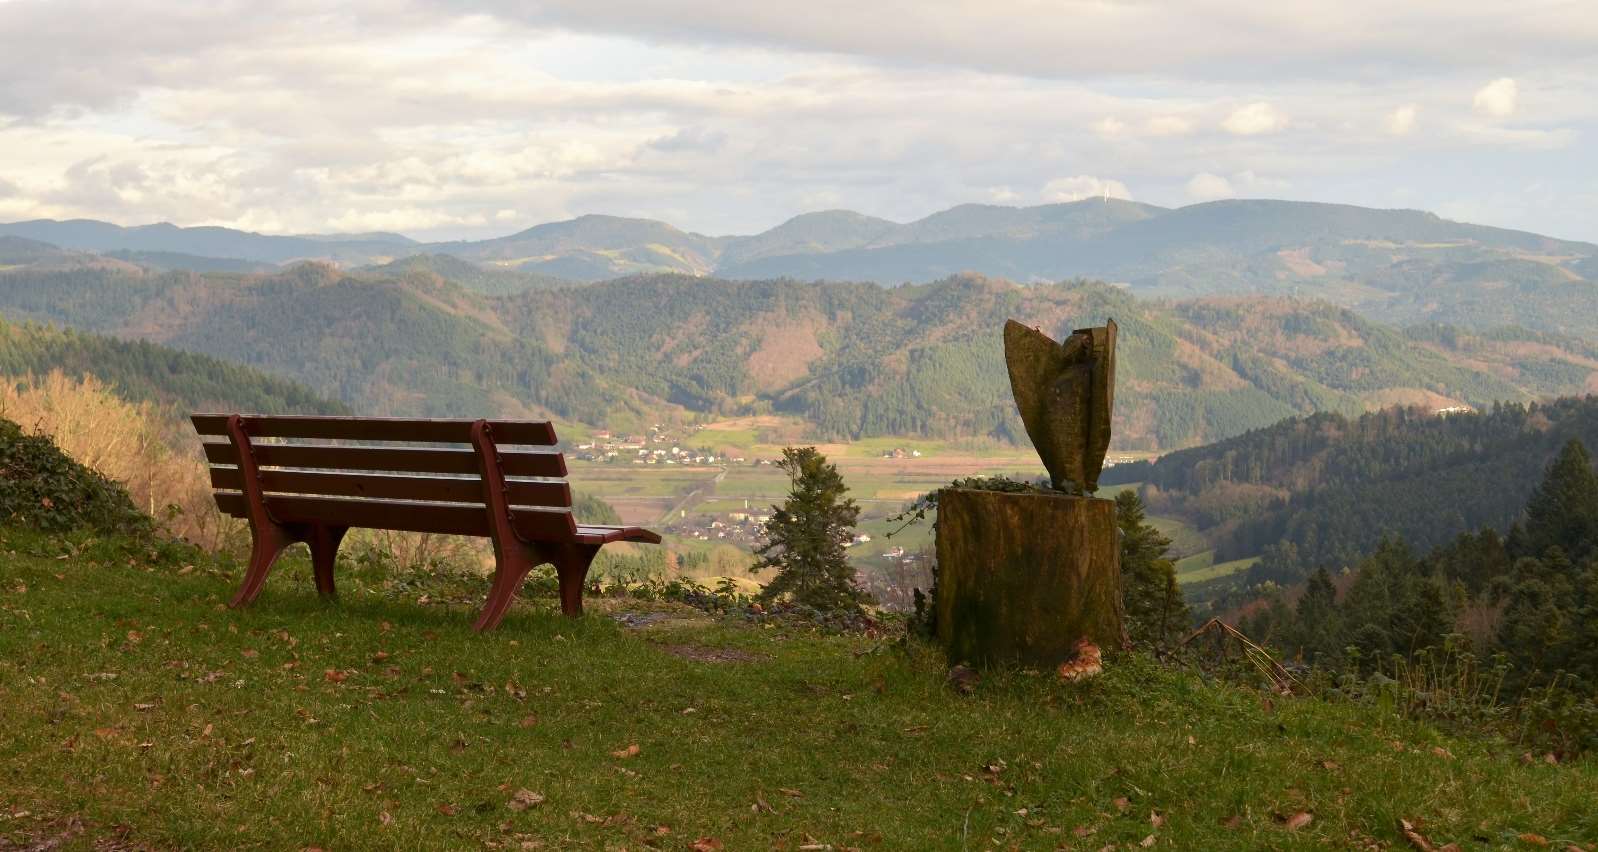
<box><xmin>568</xmin><ymin>427</ymin><xmax>1204</xmax><ymax>602</ymax></box>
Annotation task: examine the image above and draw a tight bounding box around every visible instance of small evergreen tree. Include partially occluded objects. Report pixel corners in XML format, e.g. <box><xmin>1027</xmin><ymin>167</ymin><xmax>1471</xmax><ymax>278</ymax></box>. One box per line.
<box><xmin>1522</xmin><ymin>439</ymin><xmax>1598</xmax><ymax>559</ymax></box>
<box><xmin>1115</xmin><ymin>490</ymin><xmax>1190</xmax><ymax>647</ymax></box>
<box><xmin>752</xmin><ymin>446</ymin><xmax>866</xmax><ymax>612</ymax></box>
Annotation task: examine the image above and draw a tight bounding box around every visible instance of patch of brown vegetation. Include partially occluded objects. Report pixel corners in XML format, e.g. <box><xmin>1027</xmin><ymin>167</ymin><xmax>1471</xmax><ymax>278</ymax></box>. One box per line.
<box><xmin>742</xmin><ymin>314</ymin><xmax>825</xmax><ymax>390</ymax></box>
<box><xmin>1276</xmin><ymin>247</ymin><xmax>1328</xmax><ymax>278</ymax></box>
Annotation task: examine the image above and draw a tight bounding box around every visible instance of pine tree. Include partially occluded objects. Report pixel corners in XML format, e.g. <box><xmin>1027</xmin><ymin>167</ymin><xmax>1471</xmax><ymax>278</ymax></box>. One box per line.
<box><xmin>1115</xmin><ymin>490</ymin><xmax>1190</xmax><ymax>647</ymax></box>
<box><xmin>1522</xmin><ymin>439</ymin><xmax>1598</xmax><ymax>559</ymax></box>
<box><xmin>752</xmin><ymin>446</ymin><xmax>866</xmax><ymax>612</ymax></box>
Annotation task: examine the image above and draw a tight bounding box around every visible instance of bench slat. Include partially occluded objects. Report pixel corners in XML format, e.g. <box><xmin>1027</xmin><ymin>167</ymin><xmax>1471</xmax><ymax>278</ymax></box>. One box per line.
<box><xmin>576</xmin><ymin>525</ymin><xmax>664</xmax><ymax>545</ymax></box>
<box><xmin>209</xmin><ymin>468</ymin><xmax>571</xmax><ymax>508</ymax></box>
<box><xmin>213</xmin><ymin>493</ymin><xmax>578</xmax><ymax>540</ymax></box>
<box><xmin>192</xmin><ymin>414</ymin><xmax>557</xmax><ymax>446</ymax></box>
<box><xmin>203</xmin><ymin>442</ymin><xmax>567</xmax><ymax>477</ymax></box>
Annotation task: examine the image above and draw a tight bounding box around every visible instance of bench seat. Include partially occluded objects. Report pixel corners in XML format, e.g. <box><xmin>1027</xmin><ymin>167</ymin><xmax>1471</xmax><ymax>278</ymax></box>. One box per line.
<box><xmin>193</xmin><ymin>413</ymin><xmax>660</xmax><ymax>630</ymax></box>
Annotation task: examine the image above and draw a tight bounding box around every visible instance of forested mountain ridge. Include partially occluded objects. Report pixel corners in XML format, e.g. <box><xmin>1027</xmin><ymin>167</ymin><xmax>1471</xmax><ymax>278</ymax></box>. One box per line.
<box><xmin>6</xmin><ymin>199</ymin><xmax>1594</xmax><ymax>339</ymax></box>
<box><xmin>0</xmin><ymin>316</ymin><xmax>344</xmax><ymax>415</ymax></box>
<box><xmin>0</xmin><ymin>260</ymin><xmax>1593</xmax><ymax>450</ymax></box>
<box><xmin>1104</xmin><ymin>395</ymin><xmax>1598</xmax><ymax>577</ymax></box>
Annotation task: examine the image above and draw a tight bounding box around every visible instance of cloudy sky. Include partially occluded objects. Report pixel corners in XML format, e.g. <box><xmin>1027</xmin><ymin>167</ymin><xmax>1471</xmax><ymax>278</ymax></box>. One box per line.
<box><xmin>1</xmin><ymin>0</ymin><xmax>1594</xmax><ymax>241</ymax></box>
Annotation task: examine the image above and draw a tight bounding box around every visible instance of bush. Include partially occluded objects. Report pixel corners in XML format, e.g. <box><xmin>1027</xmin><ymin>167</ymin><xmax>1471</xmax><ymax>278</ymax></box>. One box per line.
<box><xmin>0</xmin><ymin>417</ymin><xmax>152</xmax><ymax>536</ymax></box>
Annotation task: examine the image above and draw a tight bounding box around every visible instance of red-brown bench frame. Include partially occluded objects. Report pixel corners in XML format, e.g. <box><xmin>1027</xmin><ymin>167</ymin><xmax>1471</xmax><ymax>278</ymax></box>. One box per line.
<box><xmin>192</xmin><ymin>413</ymin><xmax>660</xmax><ymax>630</ymax></box>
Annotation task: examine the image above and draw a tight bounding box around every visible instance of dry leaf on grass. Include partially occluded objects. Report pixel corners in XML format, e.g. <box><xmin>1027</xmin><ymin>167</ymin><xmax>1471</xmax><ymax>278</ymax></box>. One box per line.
<box><xmin>507</xmin><ymin>789</ymin><xmax>544</xmax><ymax>812</ymax></box>
<box><xmin>689</xmin><ymin>838</ymin><xmax>723</xmax><ymax>851</ymax></box>
<box><xmin>611</xmin><ymin>743</ymin><xmax>640</xmax><ymax>759</ymax></box>
<box><xmin>1281</xmin><ymin>812</ymin><xmax>1313</xmax><ymax>831</ymax></box>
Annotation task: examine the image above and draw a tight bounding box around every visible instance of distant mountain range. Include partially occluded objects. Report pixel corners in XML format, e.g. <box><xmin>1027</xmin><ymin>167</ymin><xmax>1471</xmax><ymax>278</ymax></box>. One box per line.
<box><xmin>4</xmin><ymin>199</ymin><xmax>1595</xmax><ymax>339</ymax></box>
<box><xmin>1</xmin><ymin>252</ymin><xmax>1594</xmax><ymax>450</ymax></box>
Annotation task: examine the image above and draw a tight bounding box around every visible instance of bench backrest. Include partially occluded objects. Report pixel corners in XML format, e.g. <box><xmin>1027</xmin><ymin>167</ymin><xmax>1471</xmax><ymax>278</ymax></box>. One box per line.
<box><xmin>193</xmin><ymin>414</ymin><xmax>578</xmax><ymax>539</ymax></box>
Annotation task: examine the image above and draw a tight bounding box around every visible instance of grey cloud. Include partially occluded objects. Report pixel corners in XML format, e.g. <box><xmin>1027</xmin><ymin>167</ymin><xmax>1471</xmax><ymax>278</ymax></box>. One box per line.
<box><xmin>459</xmin><ymin>0</ymin><xmax>1598</xmax><ymax>81</ymax></box>
<box><xmin>647</xmin><ymin>126</ymin><xmax>728</xmax><ymax>153</ymax></box>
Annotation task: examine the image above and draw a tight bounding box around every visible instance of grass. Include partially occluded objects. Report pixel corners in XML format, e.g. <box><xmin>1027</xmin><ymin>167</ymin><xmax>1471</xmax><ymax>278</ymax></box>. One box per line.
<box><xmin>4</xmin><ymin>529</ymin><xmax>1594</xmax><ymax>850</ymax></box>
<box><xmin>1173</xmin><ymin>551</ymin><xmax>1261</xmax><ymax>584</ymax></box>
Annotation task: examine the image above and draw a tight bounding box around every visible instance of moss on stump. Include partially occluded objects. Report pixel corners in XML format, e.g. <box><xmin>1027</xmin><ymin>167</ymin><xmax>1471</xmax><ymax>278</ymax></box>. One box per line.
<box><xmin>935</xmin><ymin>488</ymin><xmax>1124</xmax><ymax>667</ymax></box>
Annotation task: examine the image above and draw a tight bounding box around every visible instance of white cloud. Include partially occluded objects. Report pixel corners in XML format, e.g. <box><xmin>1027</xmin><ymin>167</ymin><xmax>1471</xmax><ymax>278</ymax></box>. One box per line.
<box><xmin>1387</xmin><ymin>104</ymin><xmax>1418</xmax><ymax>135</ymax></box>
<box><xmin>1042</xmin><ymin>176</ymin><xmax>1132</xmax><ymax>202</ymax></box>
<box><xmin>1093</xmin><ymin>117</ymin><xmax>1127</xmax><ymax>138</ymax></box>
<box><xmin>1222</xmin><ymin>102</ymin><xmax>1288</xmax><ymax>135</ymax></box>
<box><xmin>1473</xmin><ymin>77</ymin><xmax>1518</xmax><ymax>118</ymax></box>
<box><xmin>1186</xmin><ymin>172</ymin><xmax>1235</xmax><ymax>201</ymax></box>
<box><xmin>1145</xmin><ymin>115</ymin><xmax>1195</xmax><ymax>136</ymax></box>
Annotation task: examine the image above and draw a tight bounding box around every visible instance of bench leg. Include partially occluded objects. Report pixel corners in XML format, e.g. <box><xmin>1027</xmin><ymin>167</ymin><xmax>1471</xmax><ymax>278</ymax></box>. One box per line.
<box><xmin>555</xmin><ymin>543</ymin><xmax>600</xmax><ymax>617</ymax></box>
<box><xmin>308</xmin><ymin>524</ymin><xmax>347</xmax><ymax>600</ymax></box>
<box><xmin>231</xmin><ymin>523</ymin><xmax>298</xmax><ymax>609</ymax></box>
<box><xmin>474</xmin><ymin>542</ymin><xmax>542</xmax><ymax>632</ymax></box>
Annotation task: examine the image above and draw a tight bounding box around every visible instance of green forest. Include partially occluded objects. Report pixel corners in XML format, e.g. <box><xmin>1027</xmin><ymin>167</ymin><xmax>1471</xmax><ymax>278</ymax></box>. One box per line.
<box><xmin>0</xmin><ymin>317</ymin><xmax>343</xmax><ymax>415</ymax></box>
<box><xmin>2</xmin><ymin>260</ymin><xmax>1594</xmax><ymax>450</ymax></box>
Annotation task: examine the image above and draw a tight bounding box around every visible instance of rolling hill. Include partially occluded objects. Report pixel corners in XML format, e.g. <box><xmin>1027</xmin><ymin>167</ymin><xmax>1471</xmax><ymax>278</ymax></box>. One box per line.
<box><xmin>0</xmin><ymin>257</ymin><xmax>1593</xmax><ymax>450</ymax></box>
<box><xmin>0</xmin><ymin>316</ymin><xmax>345</xmax><ymax>415</ymax></box>
<box><xmin>1102</xmin><ymin>394</ymin><xmax>1598</xmax><ymax>601</ymax></box>
<box><xmin>7</xmin><ymin>199</ymin><xmax>1595</xmax><ymax>339</ymax></box>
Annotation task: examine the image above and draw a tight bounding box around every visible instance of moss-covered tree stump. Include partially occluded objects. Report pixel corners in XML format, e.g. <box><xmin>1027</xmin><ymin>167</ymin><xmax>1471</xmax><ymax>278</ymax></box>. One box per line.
<box><xmin>935</xmin><ymin>488</ymin><xmax>1124</xmax><ymax>667</ymax></box>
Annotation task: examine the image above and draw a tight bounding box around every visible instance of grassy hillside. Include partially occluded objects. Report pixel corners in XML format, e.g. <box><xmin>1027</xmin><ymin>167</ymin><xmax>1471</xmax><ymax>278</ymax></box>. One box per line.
<box><xmin>2</xmin><ymin>528</ymin><xmax>1594</xmax><ymax>849</ymax></box>
<box><xmin>0</xmin><ymin>315</ymin><xmax>344</xmax><ymax>415</ymax></box>
<box><xmin>0</xmin><ymin>262</ymin><xmax>1593</xmax><ymax>448</ymax></box>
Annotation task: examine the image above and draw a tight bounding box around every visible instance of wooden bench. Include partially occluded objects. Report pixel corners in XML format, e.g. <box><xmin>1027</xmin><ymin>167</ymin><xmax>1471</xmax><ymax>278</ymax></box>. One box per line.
<box><xmin>192</xmin><ymin>413</ymin><xmax>660</xmax><ymax>630</ymax></box>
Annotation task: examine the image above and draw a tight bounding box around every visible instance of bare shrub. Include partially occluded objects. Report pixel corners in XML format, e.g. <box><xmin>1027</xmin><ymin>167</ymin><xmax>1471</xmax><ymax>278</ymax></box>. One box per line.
<box><xmin>0</xmin><ymin>371</ymin><xmax>242</xmax><ymax>549</ymax></box>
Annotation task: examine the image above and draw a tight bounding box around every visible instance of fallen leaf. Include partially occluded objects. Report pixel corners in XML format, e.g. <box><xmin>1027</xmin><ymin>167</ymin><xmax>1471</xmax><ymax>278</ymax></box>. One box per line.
<box><xmin>1113</xmin><ymin>797</ymin><xmax>1130</xmax><ymax>813</ymax></box>
<box><xmin>518</xmin><ymin>714</ymin><xmax>538</xmax><ymax>728</ymax></box>
<box><xmin>1072</xmin><ymin>825</ymin><xmax>1095</xmax><ymax>838</ymax></box>
<box><xmin>1399</xmin><ymin>818</ymin><xmax>1433</xmax><ymax>851</ymax></box>
<box><xmin>506</xmin><ymin>789</ymin><xmax>544</xmax><ymax>812</ymax></box>
<box><xmin>436</xmin><ymin>803</ymin><xmax>459</xmax><ymax>816</ymax></box>
<box><xmin>1057</xmin><ymin>638</ymin><xmax>1104</xmax><ymax>682</ymax></box>
<box><xmin>689</xmin><ymin>839</ymin><xmax>723</xmax><ymax>852</ymax></box>
<box><xmin>1140</xmin><ymin>835</ymin><xmax>1156</xmax><ymax>848</ymax></box>
<box><xmin>371</xmin><ymin>651</ymin><xmax>390</xmax><ymax>663</ymax></box>
<box><xmin>133</xmin><ymin>703</ymin><xmax>157</xmax><ymax>712</ymax></box>
<box><xmin>1219</xmin><ymin>815</ymin><xmax>1242</xmax><ymax>830</ymax></box>
<box><xmin>1150</xmin><ymin>810</ymin><xmax>1165</xmax><ymax>829</ymax></box>
<box><xmin>611</xmin><ymin>743</ymin><xmax>640</xmax><ymax>759</ymax></box>
<box><xmin>324</xmin><ymin>669</ymin><xmax>349</xmax><ymax>684</ymax></box>
<box><xmin>1518</xmin><ymin>834</ymin><xmax>1549</xmax><ymax>847</ymax></box>
<box><xmin>1430</xmin><ymin>746</ymin><xmax>1454</xmax><ymax>760</ymax></box>
<box><xmin>1282</xmin><ymin>812</ymin><xmax>1313</xmax><ymax>831</ymax></box>
<box><xmin>379</xmin><ymin>811</ymin><xmax>392</xmax><ymax>826</ymax></box>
